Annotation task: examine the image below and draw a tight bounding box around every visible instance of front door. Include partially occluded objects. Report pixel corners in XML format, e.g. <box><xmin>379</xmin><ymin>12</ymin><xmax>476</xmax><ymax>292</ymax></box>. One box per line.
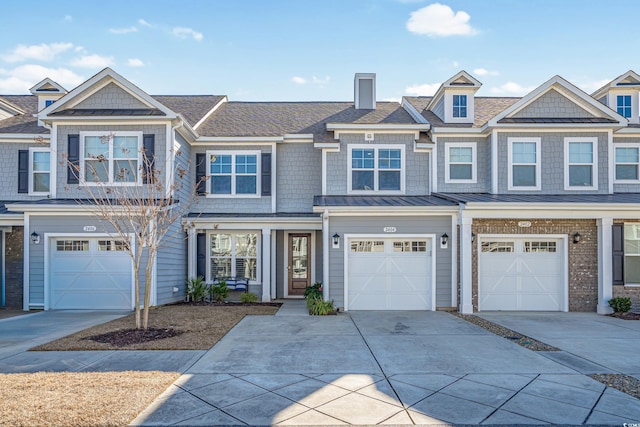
<box><xmin>288</xmin><ymin>233</ymin><xmax>311</xmax><ymax>296</ymax></box>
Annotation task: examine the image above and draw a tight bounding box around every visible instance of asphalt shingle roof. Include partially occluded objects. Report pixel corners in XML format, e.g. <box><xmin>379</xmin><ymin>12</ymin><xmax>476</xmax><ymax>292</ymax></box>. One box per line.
<box><xmin>404</xmin><ymin>96</ymin><xmax>521</xmax><ymax>128</ymax></box>
<box><xmin>196</xmin><ymin>102</ymin><xmax>417</xmax><ymax>141</ymax></box>
<box><xmin>152</xmin><ymin>95</ymin><xmax>225</xmax><ymax>127</ymax></box>
<box><xmin>0</xmin><ymin>95</ymin><xmax>46</xmax><ymax>134</ymax></box>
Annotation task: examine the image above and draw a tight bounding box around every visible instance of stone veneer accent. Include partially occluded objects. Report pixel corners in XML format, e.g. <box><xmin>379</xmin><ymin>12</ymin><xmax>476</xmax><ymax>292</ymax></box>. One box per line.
<box><xmin>471</xmin><ymin>219</ymin><xmax>598</xmax><ymax>312</ymax></box>
<box><xmin>4</xmin><ymin>227</ymin><xmax>23</xmax><ymax>308</ymax></box>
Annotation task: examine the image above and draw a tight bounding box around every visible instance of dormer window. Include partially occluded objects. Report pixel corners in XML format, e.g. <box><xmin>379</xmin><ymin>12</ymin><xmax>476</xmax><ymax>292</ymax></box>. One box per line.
<box><xmin>617</xmin><ymin>95</ymin><xmax>632</xmax><ymax>118</ymax></box>
<box><xmin>45</xmin><ymin>100</ymin><xmax>55</xmax><ymax>108</ymax></box>
<box><xmin>453</xmin><ymin>95</ymin><xmax>467</xmax><ymax>118</ymax></box>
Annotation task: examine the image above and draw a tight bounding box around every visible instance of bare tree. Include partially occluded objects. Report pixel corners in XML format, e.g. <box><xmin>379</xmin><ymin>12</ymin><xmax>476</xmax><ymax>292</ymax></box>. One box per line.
<box><xmin>63</xmin><ymin>133</ymin><xmax>201</xmax><ymax>329</ymax></box>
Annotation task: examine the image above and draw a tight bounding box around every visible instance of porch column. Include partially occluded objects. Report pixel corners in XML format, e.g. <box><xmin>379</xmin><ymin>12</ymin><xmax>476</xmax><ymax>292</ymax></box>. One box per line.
<box><xmin>262</xmin><ymin>228</ymin><xmax>272</xmax><ymax>302</ymax></box>
<box><xmin>460</xmin><ymin>216</ymin><xmax>473</xmax><ymax>314</ymax></box>
<box><xmin>322</xmin><ymin>211</ymin><xmax>329</xmax><ymax>302</ymax></box>
<box><xmin>187</xmin><ymin>226</ymin><xmax>196</xmax><ymax>279</ymax></box>
<box><xmin>597</xmin><ymin>217</ymin><xmax>614</xmax><ymax>314</ymax></box>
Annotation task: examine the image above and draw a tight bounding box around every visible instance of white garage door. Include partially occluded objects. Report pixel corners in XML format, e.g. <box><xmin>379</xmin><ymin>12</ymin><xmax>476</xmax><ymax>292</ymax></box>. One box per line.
<box><xmin>347</xmin><ymin>238</ymin><xmax>433</xmax><ymax>310</ymax></box>
<box><xmin>50</xmin><ymin>238</ymin><xmax>133</xmax><ymax>309</ymax></box>
<box><xmin>479</xmin><ymin>238</ymin><xmax>565</xmax><ymax>311</ymax></box>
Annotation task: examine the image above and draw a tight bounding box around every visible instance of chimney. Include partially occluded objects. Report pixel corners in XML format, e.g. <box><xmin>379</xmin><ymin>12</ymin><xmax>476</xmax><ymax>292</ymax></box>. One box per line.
<box><xmin>354</xmin><ymin>73</ymin><xmax>376</xmax><ymax>109</ymax></box>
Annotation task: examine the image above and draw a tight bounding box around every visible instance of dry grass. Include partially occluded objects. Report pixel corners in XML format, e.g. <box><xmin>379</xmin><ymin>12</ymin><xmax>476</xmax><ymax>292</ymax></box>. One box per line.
<box><xmin>0</xmin><ymin>371</ymin><xmax>180</xmax><ymax>427</ymax></box>
<box><xmin>33</xmin><ymin>304</ymin><xmax>280</xmax><ymax>351</ymax></box>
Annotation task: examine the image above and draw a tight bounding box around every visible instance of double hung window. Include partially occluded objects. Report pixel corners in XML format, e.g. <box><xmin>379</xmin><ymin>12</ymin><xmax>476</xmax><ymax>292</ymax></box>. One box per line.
<box><xmin>453</xmin><ymin>95</ymin><xmax>467</xmax><ymax>118</ymax></box>
<box><xmin>617</xmin><ymin>95</ymin><xmax>632</xmax><ymax>118</ymax></box>
<box><xmin>349</xmin><ymin>145</ymin><xmax>404</xmax><ymax>193</ymax></box>
<box><xmin>508</xmin><ymin>138</ymin><xmax>541</xmax><ymax>190</ymax></box>
<box><xmin>565</xmin><ymin>138</ymin><xmax>597</xmax><ymax>190</ymax></box>
<box><xmin>29</xmin><ymin>148</ymin><xmax>50</xmax><ymax>195</ymax></box>
<box><xmin>445</xmin><ymin>142</ymin><xmax>476</xmax><ymax>183</ymax></box>
<box><xmin>208</xmin><ymin>151</ymin><xmax>259</xmax><ymax>196</ymax></box>
<box><xmin>80</xmin><ymin>132</ymin><xmax>141</xmax><ymax>185</ymax></box>
<box><xmin>615</xmin><ymin>144</ymin><xmax>640</xmax><ymax>182</ymax></box>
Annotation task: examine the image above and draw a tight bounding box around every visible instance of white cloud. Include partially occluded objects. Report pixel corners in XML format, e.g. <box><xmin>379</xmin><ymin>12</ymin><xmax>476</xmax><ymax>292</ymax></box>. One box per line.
<box><xmin>138</xmin><ymin>19</ymin><xmax>154</xmax><ymax>28</ymax></box>
<box><xmin>0</xmin><ymin>64</ymin><xmax>83</xmax><ymax>93</ymax></box>
<box><xmin>109</xmin><ymin>26</ymin><xmax>138</xmax><ymax>34</ymax></box>
<box><xmin>406</xmin><ymin>3</ymin><xmax>477</xmax><ymax>37</ymax></box>
<box><xmin>405</xmin><ymin>82</ymin><xmax>441</xmax><ymax>96</ymax></box>
<box><xmin>1</xmin><ymin>42</ymin><xmax>74</xmax><ymax>63</ymax></box>
<box><xmin>490</xmin><ymin>81</ymin><xmax>535</xmax><ymax>95</ymax></box>
<box><xmin>172</xmin><ymin>27</ymin><xmax>203</xmax><ymax>41</ymax></box>
<box><xmin>127</xmin><ymin>58</ymin><xmax>145</xmax><ymax>67</ymax></box>
<box><xmin>64</xmin><ymin>15</ymin><xmax>73</xmax><ymax>22</ymax></box>
<box><xmin>70</xmin><ymin>54</ymin><xmax>115</xmax><ymax>69</ymax></box>
<box><xmin>474</xmin><ymin>68</ymin><xmax>499</xmax><ymax>76</ymax></box>
<box><xmin>292</xmin><ymin>76</ymin><xmax>306</xmax><ymax>84</ymax></box>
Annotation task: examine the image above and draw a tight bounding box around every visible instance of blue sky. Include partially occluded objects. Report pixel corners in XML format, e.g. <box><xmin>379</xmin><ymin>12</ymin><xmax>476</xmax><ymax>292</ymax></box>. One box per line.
<box><xmin>2</xmin><ymin>0</ymin><xmax>639</xmax><ymax>101</ymax></box>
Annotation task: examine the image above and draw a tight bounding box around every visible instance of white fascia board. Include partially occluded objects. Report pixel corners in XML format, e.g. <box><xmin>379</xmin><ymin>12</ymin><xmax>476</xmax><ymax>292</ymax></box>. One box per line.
<box><xmin>193</xmin><ymin>96</ymin><xmax>228</xmax><ymax>130</ymax></box>
<box><xmin>314</xmin><ymin>142</ymin><xmax>340</xmax><ymax>150</ymax></box>
<box><xmin>0</xmin><ymin>134</ymin><xmax>50</xmax><ymax>142</ymax></box>
<box><xmin>311</xmin><ymin>206</ymin><xmax>458</xmax><ymax>215</ymax></box>
<box><xmin>4</xmin><ymin>203</ymin><xmax>130</xmax><ymax>214</ymax></box>
<box><xmin>184</xmin><ymin>217</ymin><xmax>322</xmax><ymax>230</ymax></box>
<box><xmin>591</xmin><ymin>70</ymin><xmax>640</xmax><ymax>98</ymax></box>
<box><xmin>613</xmin><ymin>127</ymin><xmax>640</xmax><ymax>135</ymax></box>
<box><xmin>39</xmin><ymin>68</ymin><xmax>177</xmax><ymax>119</ymax></box>
<box><xmin>175</xmin><ymin>117</ymin><xmax>199</xmax><ymax>141</ymax></box>
<box><xmin>0</xmin><ymin>215</ymin><xmax>25</xmax><ymax>225</ymax></box>
<box><xmin>326</xmin><ymin>123</ymin><xmax>429</xmax><ymax>131</ymax></box>
<box><xmin>401</xmin><ymin>98</ymin><xmax>429</xmax><ymax>124</ymax></box>
<box><xmin>0</xmin><ymin>98</ymin><xmax>26</xmax><ymax>115</ymax></box>
<box><xmin>42</xmin><ymin>118</ymin><xmax>175</xmax><ymax>127</ymax></box>
<box><xmin>481</xmin><ymin>124</ymin><xmax>624</xmax><ymax>133</ymax></box>
<box><xmin>29</xmin><ymin>77</ymin><xmax>67</xmax><ymax>94</ymax></box>
<box><xmin>193</xmin><ymin>136</ymin><xmax>283</xmax><ymax>144</ymax></box>
<box><xmin>432</xmin><ymin>127</ymin><xmax>486</xmax><ymax>135</ymax></box>
<box><xmin>414</xmin><ymin>141</ymin><xmax>434</xmax><ymax>152</ymax></box>
<box><xmin>283</xmin><ymin>134</ymin><xmax>314</xmax><ymax>143</ymax></box>
<box><xmin>463</xmin><ymin>203</ymin><xmax>640</xmax><ymax>217</ymax></box>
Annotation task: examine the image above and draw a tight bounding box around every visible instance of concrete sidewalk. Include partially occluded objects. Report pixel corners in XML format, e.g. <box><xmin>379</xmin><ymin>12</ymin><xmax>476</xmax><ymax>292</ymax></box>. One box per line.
<box><xmin>132</xmin><ymin>309</ymin><xmax>640</xmax><ymax>425</ymax></box>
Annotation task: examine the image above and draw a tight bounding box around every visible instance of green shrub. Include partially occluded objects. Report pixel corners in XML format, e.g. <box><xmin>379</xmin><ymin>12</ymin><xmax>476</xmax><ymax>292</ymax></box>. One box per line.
<box><xmin>185</xmin><ymin>276</ymin><xmax>208</xmax><ymax>302</ymax></box>
<box><xmin>309</xmin><ymin>298</ymin><xmax>335</xmax><ymax>315</ymax></box>
<box><xmin>209</xmin><ymin>281</ymin><xmax>229</xmax><ymax>302</ymax></box>
<box><xmin>609</xmin><ymin>297</ymin><xmax>632</xmax><ymax>313</ymax></box>
<box><xmin>304</xmin><ymin>282</ymin><xmax>323</xmax><ymax>300</ymax></box>
<box><xmin>240</xmin><ymin>292</ymin><xmax>259</xmax><ymax>303</ymax></box>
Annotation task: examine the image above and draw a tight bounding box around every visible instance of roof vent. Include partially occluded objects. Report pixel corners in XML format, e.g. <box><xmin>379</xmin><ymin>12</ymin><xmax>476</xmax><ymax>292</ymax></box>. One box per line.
<box><xmin>355</xmin><ymin>73</ymin><xmax>376</xmax><ymax>110</ymax></box>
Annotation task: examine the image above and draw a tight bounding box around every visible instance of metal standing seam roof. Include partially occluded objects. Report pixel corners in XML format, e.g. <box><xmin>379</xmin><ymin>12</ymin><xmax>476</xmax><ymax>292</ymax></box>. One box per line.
<box><xmin>313</xmin><ymin>195</ymin><xmax>458</xmax><ymax>207</ymax></box>
<box><xmin>50</xmin><ymin>109</ymin><xmax>165</xmax><ymax>116</ymax></box>
<box><xmin>498</xmin><ymin>117</ymin><xmax>619</xmax><ymax>124</ymax></box>
<box><xmin>435</xmin><ymin>193</ymin><xmax>640</xmax><ymax>204</ymax></box>
<box><xmin>195</xmin><ymin>101</ymin><xmax>419</xmax><ymax>141</ymax></box>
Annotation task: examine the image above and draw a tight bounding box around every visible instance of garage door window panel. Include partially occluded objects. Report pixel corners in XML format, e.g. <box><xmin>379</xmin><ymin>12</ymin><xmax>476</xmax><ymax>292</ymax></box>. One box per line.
<box><xmin>351</xmin><ymin>240</ymin><xmax>385</xmax><ymax>252</ymax></box>
<box><xmin>57</xmin><ymin>240</ymin><xmax>89</xmax><ymax>251</ymax></box>
<box><xmin>624</xmin><ymin>224</ymin><xmax>640</xmax><ymax>284</ymax></box>
<box><xmin>524</xmin><ymin>241</ymin><xmax>556</xmax><ymax>253</ymax></box>
<box><xmin>98</xmin><ymin>240</ymin><xmax>128</xmax><ymax>251</ymax></box>
<box><xmin>481</xmin><ymin>241</ymin><xmax>514</xmax><ymax>253</ymax></box>
<box><xmin>393</xmin><ymin>241</ymin><xmax>427</xmax><ymax>252</ymax></box>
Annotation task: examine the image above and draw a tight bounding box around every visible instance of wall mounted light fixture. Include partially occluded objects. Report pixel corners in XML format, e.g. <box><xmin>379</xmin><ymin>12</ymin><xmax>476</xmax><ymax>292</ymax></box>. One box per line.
<box><xmin>30</xmin><ymin>231</ymin><xmax>40</xmax><ymax>245</ymax></box>
<box><xmin>441</xmin><ymin>233</ymin><xmax>449</xmax><ymax>247</ymax></box>
<box><xmin>332</xmin><ymin>233</ymin><xmax>340</xmax><ymax>249</ymax></box>
<box><xmin>573</xmin><ymin>232</ymin><xmax>581</xmax><ymax>244</ymax></box>
<box><xmin>471</xmin><ymin>232</ymin><xmax>476</xmax><ymax>242</ymax></box>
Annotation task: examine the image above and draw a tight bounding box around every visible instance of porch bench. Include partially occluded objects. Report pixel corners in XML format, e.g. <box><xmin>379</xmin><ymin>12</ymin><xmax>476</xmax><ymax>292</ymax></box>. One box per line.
<box><xmin>212</xmin><ymin>277</ymin><xmax>249</xmax><ymax>292</ymax></box>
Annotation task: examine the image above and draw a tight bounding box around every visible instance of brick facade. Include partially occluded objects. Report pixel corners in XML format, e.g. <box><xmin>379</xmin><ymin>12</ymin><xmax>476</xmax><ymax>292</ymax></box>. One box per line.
<box><xmin>4</xmin><ymin>227</ymin><xmax>23</xmax><ymax>308</ymax></box>
<box><xmin>471</xmin><ymin>219</ymin><xmax>598</xmax><ymax>312</ymax></box>
<box><xmin>612</xmin><ymin>286</ymin><xmax>640</xmax><ymax>313</ymax></box>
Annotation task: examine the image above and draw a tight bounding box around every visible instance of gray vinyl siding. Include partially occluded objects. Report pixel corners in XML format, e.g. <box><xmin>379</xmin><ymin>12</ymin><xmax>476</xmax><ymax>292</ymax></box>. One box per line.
<box><xmin>56</xmin><ymin>124</ymin><xmax>168</xmax><ymax>198</ymax></box>
<box><xmin>326</xmin><ymin>133</ymin><xmax>429</xmax><ymax>195</ymax></box>
<box><xmin>613</xmin><ymin>137</ymin><xmax>640</xmax><ymax>192</ymax></box>
<box><xmin>156</xmin><ymin>220</ymin><xmax>187</xmax><ymax>305</ymax></box>
<box><xmin>276</xmin><ymin>142</ymin><xmax>321</xmax><ymax>212</ymax></box>
<box><xmin>74</xmin><ymin>82</ymin><xmax>148</xmax><ymax>109</ymax></box>
<box><xmin>512</xmin><ymin>89</ymin><xmax>594</xmax><ymax>118</ymax></box>
<box><xmin>28</xmin><ymin>215</ymin><xmax>149</xmax><ymax>307</ymax></box>
<box><xmin>276</xmin><ymin>230</ymin><xmax>284</xmax><ymax>298</ymax></box>
<box><xmin>497</xmin><ymin>132</ymin><xmax>609</xmax><ymax>194</ymax></box>
<box><xmin>0</xmin><ymin>142</ymin><xmax>48</xmax><ymax>200</ymax></box>
<box><xmin>438</xmin><ymin>136</ymin><xmax>490</xmax><ymax>193</ymax></box>
<box><xmin>174</xmin><ymin>132</ymin><xmax>192</xmax><ymax>204</ymax></box>
<box><xmin>327</xmin><ymin>215</ymin><xmax>453</xmax><ymax>310</ymax></box>
<box><xmin>433</xmin><ymin>97</ymin><xmax>445</xmax><ymax>121</ymax></box>
<box><xmin>190</xmin><ymin>145</ymin><xmax>272</xmax><ymax>214</ymax></box>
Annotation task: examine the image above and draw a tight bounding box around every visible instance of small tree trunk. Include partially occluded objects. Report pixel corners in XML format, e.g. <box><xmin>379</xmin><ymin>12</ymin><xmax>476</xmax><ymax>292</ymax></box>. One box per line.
<box><xmin>142</xmin><ymin>253</ymin><xmax>155</xmax><ymax>330</ymax></box>
<box><xmin>134</xmin><ymin>271</ymin><xmax>141</xmax><ymax>329</ymax></box>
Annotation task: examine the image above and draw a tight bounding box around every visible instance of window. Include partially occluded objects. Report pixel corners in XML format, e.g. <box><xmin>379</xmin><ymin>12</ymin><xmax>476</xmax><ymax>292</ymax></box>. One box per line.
<box><xmin>624</xmin><ymin>224</ymin><xmax>640</xmax><ymax>284</ymax></box>
<box><xmin>56</xmin><ymin>240</ymin><xmax>89</xmax><ymax>251</ymax></box>
<box><xmin>348</xmin><ymin>145</ymin><xmax>404</xmax><ymax>193</ymax></box>
<box><xmin>207</xmin><ymin>151</ymin><xmax>260</xmax><ymax>197</ymax></box>
<box><xmin>565</xmin><ymin>138</ymin><xmax>598</xmax><ymax>190</ymax></box>
<box><xmin>29</xmin><ymin>148</ymin><xmax>50</xmax><ymax>195</ymax></box>
<box><xmin>481</xmin><ymin>242</ymin><xmax>514</xmax><ymax>253</ymax></box>
<box><xmin>393</xmin><ymin>241</ymin><xmax>427</xmax><ymax>252</ymax></box>
<box><xmin>508</xmin><ymin>138</ymin><xmax>541</xmax><ymax>190</ymax></box>
<box><xmin>524</xmin><ymin>241</ymin><xmax>557</xmax><ymax>253</ymax></box>
<box><xmin>210</xmin><ymin>233</ymin><xmax>258</xmax><ymax>281</ymax></box>
<box><xmin>45</xmin><ymin>100</ymin><xmax>55</xmax><ymax>108</ymax></box>
<box><xmin>615</xmin><ymin>144</ymin><xmax>640</xmax><ymax>182</ymax></box>
<box><xmin>617</xmin><ymin>95</ymin><xmax>632</xmax><ymax>118</ymax></box>
<box><xmin>350</xmin><ymin>240</ymin><xmax>385</xmax><ymax>252</ymax></box>
<box><xmin>98</xmin><ymin>240</ymin><xmax>128</xmax><ymax>251</ymax></box>
<box><xmin>445</xmin><ymin>142</ymin><xmax>476</xmax><ymax>183</ymax></box>
<box><xmin>453</xmin><ymin>95</ymin><xmax>467</xmax><ymax>118</ymax></box>
<box><xmin>80</xmin><ymin>131</ymin><xmax>142</xmax><ymax>185</ymax></box>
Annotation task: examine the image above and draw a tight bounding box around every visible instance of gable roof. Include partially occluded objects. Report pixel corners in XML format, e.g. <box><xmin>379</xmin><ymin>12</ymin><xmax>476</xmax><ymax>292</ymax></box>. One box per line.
<box><xmin>404</xmin><ymin>96</ymin><xmax>520</xmax><ymax>128</ymax></box>
<box><xmin>488</xmin><ymin>75</ymin><xmax>626</xmax><ymax>127</ymax></box>
<box><xmin>29</xmin><ymin>78</ymin><xmax>67</xmax><ymax>95</ymax></box>
<box><xmin>426</xmin><ymin>70</ymin><xmax>482</xmax><ymax>111</ymax></box>
<box><xmin>197</xmin><ymin>101</ymin><xmax>417</xmax><ymax>141</ymax></box>
<box><xmin>592</xmin><ymin>70</ymin><xmax>640</xmax><ymax>99</ymax></box>
<box><xmin>0</xmin><ymin>95</ymin><xmax>46</xmax><ymax>134</ymax></box>
<box><xmin>152</xmin><ymin>95</ymin><xmax>225</xmax><ymax>127</ymax></box>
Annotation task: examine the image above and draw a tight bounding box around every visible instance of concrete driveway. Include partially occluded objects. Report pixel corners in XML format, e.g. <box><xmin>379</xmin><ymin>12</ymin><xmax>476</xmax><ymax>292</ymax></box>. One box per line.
<box><xmin>132</xmin><ymin>306</ymin><xmax>640</xmax><ymax>425</ymax></box>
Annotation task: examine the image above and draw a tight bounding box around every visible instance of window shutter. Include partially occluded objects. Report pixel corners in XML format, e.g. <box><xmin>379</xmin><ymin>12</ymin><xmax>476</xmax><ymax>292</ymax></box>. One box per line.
<box><xmin>67</xmin><ymin>134</ymin><xmax>80</xmax><ymax>184</ymax></box>
<box><xmin>196</xmin><ymin>153</ymin><xmax>206</xmax><ymax>195</ymax></box>
<box><xmin>196</xmin><ymin>232</ymin><xmax>206</xmax><ymax>279</ymax></box>
<box><xmin>142</xmin><ymin>134</ymin><xmax>155</xmax><ymax>184</ymax></box>
<box><xmin>613</xmin><ymin>223</ymin><xmax>624</xmax><ymax>286</ymax></box>
<box><xmin>18</xmin><ymin>150</ymin><xmax>29</xmax><ymax>193</ymax></box>
<box><xmin>261</xmin><ymin>153</ymin><xmax>272</xmax><ymax>196</ymax></box>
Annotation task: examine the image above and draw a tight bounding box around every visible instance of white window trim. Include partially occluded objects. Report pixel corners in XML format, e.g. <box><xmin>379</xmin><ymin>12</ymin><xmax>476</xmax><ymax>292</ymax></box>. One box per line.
<box><xmin>444</xmin><ymin>142</ymin><xmax>477</xmax><ymax>184</ymax></box>
<box><xmin>206</xmin><ymin>231</ymin><xmax>261</xmax><ymax>285</ymax></box>
<box><xmin>613</xmin><ymin>142</ymin><xmax>640</xmax><ymax>183</ymax></box>
<box><xmin>205</xmin><ymin>150</ymin><xmax>261</xmax><ymax>198</ymax></box>
<box><xmin>28</xmin><ymin>147</ymin><xmax>51</xmax><ymax>196</ymax></box>
<box><xmin>508</xmin><ymin>137</ymin><xmax>541</xmax><ymax>191</ymax></box>
<box><xmin>347</xmin><ymin>144</ymin><xmax>406</xmax><ymax>194</ymax></box>
<box><xmin>452</xmin><ymin>94</ymin><xmax>467</xmax><ymax>119</ymax></box>
<box><xmin>79</xmin><ymin>131</ymin><xmax>143</xmax><ymax>186</ymax></box>
<box><xmin>444</xmin><ymin>90</ymin><xmax>475</xmax><ymax>124</ymax></box>
<box><xmin>616</xmin><ymin>94</ymin><xmax>633</xmax><ymax>118</ymax></box>
<box><xmin>564</xmin><ymin>137</ymin><xmax>598</xmax><ymax>191</ymax></box>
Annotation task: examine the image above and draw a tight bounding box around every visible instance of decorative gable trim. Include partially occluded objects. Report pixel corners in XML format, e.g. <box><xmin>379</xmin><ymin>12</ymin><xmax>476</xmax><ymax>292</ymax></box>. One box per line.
<box><xmin>486</xmin><ymin>75</ymin><xmax>627</xmax><ymax>128</ymax></box>
<box><xmin>29</xmin><ymin>78</ymin><xmax>67</xmax><ymax>95</ymax></box>
<box><xmin>426</xmin><ymin>70</ymin><xmax>482</xmax><ymax>111</ymax></box>
<box><xmin>592</xmin><ymin>70</ymin><xmax>640</xmax><ymax>99</ymax></box>
<box><xmin>0</xmin><ymin>97</ymin><xmax>26</xmax><ymax>116</ymax></box>
<box><xmin>38</xmin><ymin>67</ymin><xmax>178</xmax><ymax>121</ymax></box>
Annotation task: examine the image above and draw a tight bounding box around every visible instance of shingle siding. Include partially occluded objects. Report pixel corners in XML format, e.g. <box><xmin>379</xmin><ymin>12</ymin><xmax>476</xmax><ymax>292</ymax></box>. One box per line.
<box><xmin>276</xmin><ymin>142</ymin><xmax>321</xmax><ymax>212</ymax></box>
<box><xmin>74</xmin><ymin>82</ymin><xmax>148</xmax><ymax>110</ymax></box>
<box><xmin>437</xmin><ymin>136</ymin><xmax>490</xmax><ymax>193</ymax></box>
<box><xmin>0</xmin><ymin>142</ymin><xmax>47</xmax><ymax>200</ymax></box>
<box><xmin>512</xmin><ymin>89</ymin><xmax>594</xmax><ymax>118</ymax></box>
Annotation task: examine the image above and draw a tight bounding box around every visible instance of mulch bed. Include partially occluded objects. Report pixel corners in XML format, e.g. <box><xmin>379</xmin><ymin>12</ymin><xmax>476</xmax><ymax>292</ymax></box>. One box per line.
<box><xmin>452</xmin><ymin>313</ymin><xmax>560</xmax><ymax>351</ymax></box>
<box><xmin>83</xmin><ymin>327</ymin><xmax>184</xmax><ymax>347</ymax></box>
<box><xmin>590</xmin><ymin>374</ymin><xmax>640</xmax><ymax>400</ymax></box>
<box><xmin>608</xmin><ymin>312</ymin><xmax>640</xmax><ymax>320</ymax></box>
<box><xmin>176</xmin><ymin>301</ymin><xmax>283</xmax><ymax>307</ymax></box>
